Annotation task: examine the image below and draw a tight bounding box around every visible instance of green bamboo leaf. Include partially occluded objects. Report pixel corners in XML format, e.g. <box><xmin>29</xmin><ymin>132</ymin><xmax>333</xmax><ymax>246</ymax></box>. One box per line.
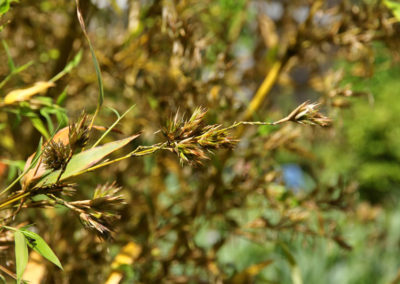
<box><xmin>0</xmin><ymin>60</ymin><xmax>34</xmax><ymax>90</ymax></box>
<box><xmin>36</xmin><ymin>134</ymin><xmax>140</xmax><ymax>186</ymax></box>
<box><xmin>19</xmin><ymin>229</ymin><xmax>63</xmax><ymax>270</ymax></box>
<box><xmin>2</xmin><ymin>40</ymin><xmax>15</xmax><ymax>71</ymax></box>
<box><xmin>28</xmin><ymin>114</ymin><xmax>50</xmax><ymax>139</ymax></box>
<box><xmin>385</xmin><ymin>0</ymin><xmax>400</xmax><ymax>21</ymax></box>
<box><xmin>50</xmin><ymin>50</ymin><xmax>82</xmax><ymax>83</ymax></box>
<box><xmin>0</xmin><ymin>0</ymin><xmax>16</xmax><ymax>16</ymax></box>
<box><xmin>87</xmin><ymin>40</ymin><xmax>104</xmax><ymax>107</ymax></box>
<box><xmin>40</xmin><ymin>109</ymin><xmax>54</xmax><ymax>134</ymax></box>
<box><xmin>56</xmin><ymin>88</ymin><xmax>68</xmax><ymax>105</ymax></box>
<box><xmin>0</xmin><ymin>2</ymin><xmax>10</xmax><ymax>16</ymax></box>
<box><xmin>14</xmin><ymin>231</ymin><xmax>28</xmax><ymax>284</ymax></box>
<box><xmin>63</xmin><ymin>49</ymin><xmax>82</xmax><ymax>73</ymax></box>
<box><xmin>75</xmin><ymin>0</ymin><xmax>104</xmax><ymax>126</ymax></box>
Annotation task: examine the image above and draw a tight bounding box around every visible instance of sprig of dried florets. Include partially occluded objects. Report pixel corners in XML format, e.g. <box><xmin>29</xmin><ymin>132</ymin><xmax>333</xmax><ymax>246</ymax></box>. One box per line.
<box><xmin>49</xmin><ymin>182</ymin><xmax>125</xmax><ymax>240</ymax></box>
<box><xmin>162</xmin><ymin>107</ymin><xmax>207</xmax><ymax>141</ymax></box>
<box><xmin>69</xmin><ymin>111</ymin><xmax>90</xmax><ymax>149</ymax></box>
<box><xmin>163</xmin><ymin>103</ymin><xmax>331</xmax><ymax>164</ymax></box>
<box><xmin>42</xmin><ymin>111</ymin><xmax>90</xmax><ymax>181</ymax></box>
<box><xmin>273</xmin><ymin>101</ymin><xmax>332</xmax><ymax>127</ymax></box>
<box><xmin>163</xmin><ymin>107</ymin><xmax>237</xmax><ymax>165</ymax></box>
<box><xmin>90</xmin><ymin>182</ymin><xmax>125</xmax><ymax>213</ymax></box>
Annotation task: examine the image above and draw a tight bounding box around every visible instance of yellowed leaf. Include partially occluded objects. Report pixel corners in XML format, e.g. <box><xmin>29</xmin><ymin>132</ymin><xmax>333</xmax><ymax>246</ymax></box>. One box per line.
<box><xmin>231</xmin><ymin>260</ymin><xmax>274</xmax><ymax>284</ymax></box>
<box><xmin>106</xmin><ymin>241</ymin><xmax>142</xmax><ymax>284</ymax></box>
<box><xmin>4</xmin><ymin>81</ymin><xmax>55</xmax><ymax>105</ymax></box>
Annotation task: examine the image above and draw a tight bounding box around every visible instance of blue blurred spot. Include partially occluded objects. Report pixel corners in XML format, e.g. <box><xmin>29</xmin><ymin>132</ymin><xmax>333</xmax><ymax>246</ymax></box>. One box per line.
<box><xmin>282</xmin><ymin>164</ymin><xmax>305</xmax><ymax>191</ymax></box>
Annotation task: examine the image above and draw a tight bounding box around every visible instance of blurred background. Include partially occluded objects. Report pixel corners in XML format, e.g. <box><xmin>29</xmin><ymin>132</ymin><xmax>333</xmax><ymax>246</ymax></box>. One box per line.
<box><xmin>1</xmin><ymin>0</ymin><xmax>400</xmax><ymax>283</ymax></box>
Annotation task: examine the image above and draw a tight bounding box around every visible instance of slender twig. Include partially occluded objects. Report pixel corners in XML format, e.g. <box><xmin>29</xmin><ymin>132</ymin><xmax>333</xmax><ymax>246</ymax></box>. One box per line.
<box><xmin>0</xmin><ymin>192</ymin><xmax>30</xmax><ymax>210</ymax></box>
<box><xmin>69</xmin><ymin>142</ymin><xmax>169</xmax><ymax>178</ymax></box>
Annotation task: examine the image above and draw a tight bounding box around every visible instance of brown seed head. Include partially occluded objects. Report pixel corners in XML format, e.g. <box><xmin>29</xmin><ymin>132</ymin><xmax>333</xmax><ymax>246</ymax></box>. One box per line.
<box><xmin>42</xmin><ymin>140</ymin><xmax>71</xmax><ymax>170</ymax></box>
<box><xmin>69</xmin><ymin>111</ymin><xmax>90</xmax><ymax>149</ymax></box>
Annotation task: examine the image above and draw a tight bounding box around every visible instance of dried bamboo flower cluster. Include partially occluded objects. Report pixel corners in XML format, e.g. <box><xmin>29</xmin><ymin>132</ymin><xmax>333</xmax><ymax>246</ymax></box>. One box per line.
<box><xmin>42</xmin><ymin>141</ymin><xmax>71</xmax><ymax>170</ymax></box>
<box><xmin>51</xmin><ymin>183</ymin><xmax>125</xmax><ymax>240</ymax></box>
<box><xmin>26</xmin><ymin>112</ymin><xmax>127</xmax><ymax>240</ymax></box>
<box><xmin>163</xmin><ymin>107</ymin><xmax>208</xmax><ymax>141</ymax></box>
<box><xmin>91</xmin><ymin>182</ymin><xmax>125</xmax><ymax>213</ymax></box>
<box><xmin>274</xmin><ymin>101</ymin><xmax>332</xmax><ymax>127</ymax></box>
<box><xmin>68</xmin><ymin>111</ymin><xmax>90</xmax><ymax>149</ymax></box>
<box><xmin>163</xmin><ymin>107</ymin><xmax>237</xmax><ymax>164</ymax></box>
<box><xmin>42</xmin><ymin>112</ymin><xmax>90</xmax><ymax>171</ymax></box>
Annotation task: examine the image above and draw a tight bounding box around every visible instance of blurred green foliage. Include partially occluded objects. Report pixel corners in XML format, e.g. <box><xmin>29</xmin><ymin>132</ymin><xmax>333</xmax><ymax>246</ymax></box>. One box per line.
<box><xmin>319</xmin><ymin>44</ymin><xmax>400</xmax><ymax>202</ymax></box>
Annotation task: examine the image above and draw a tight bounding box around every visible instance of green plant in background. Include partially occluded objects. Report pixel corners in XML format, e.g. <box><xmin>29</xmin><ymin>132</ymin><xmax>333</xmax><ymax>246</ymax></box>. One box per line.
<box><xmin>317</xmin><ymin>44</ymin><xmax>400</xmax><ymax>203</ymax></box>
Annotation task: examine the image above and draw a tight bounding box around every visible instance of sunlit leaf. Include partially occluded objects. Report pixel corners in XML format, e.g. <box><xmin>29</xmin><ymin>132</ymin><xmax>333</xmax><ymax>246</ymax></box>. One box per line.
<box><xmin>231</xmin><ymin>260</ymin><xmax>274</xmax><ymax>284</ymax></box>
<box><xmin>106</xmin><ymin>241</ymin><xmax>142</xmax><ymax>284</ymax></box>
<box><xmin>3</xmin><ymin>81</ymin><xmax>54</xmax><ymax>105</ymax></box>
<box><xmin>50</xmin><ymin>50</ymin><xmax>82</xmax><ymax>83</ymax></box>
<box><xmin>28</xmin><ymin>114</ymin><xmax>50</xmax><ymax>139</ymax></box>
<box><xmin>35</xmin><ymin>134</ymin><xmax>140</xmax><ymax>187</ymax></box>
<box><xmin>20</xmin><ymin>229</ymin><xmax>63</xmax><ymax>270</ymax></box>
<box><xmin>0</xmin><ymin>0</ymin><xmax>14</xmax><ymax>16</ymax></box>
<box><xmin>56</xmin><ymin>88</ymin><xmax>68</xmax><ymax>105</ymax></box>
<box><xmin>385</xmin><ymin>0</ymin><xmax>400</xmax><ymax>21</ymax></box>
<box><xmin>14</xmin><ymin>231</ymin><xmax>28</xmax><ymax>284</ymax></box>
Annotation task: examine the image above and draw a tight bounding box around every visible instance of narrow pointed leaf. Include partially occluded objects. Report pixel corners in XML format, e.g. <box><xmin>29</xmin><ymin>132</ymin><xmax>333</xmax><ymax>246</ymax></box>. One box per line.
<box><xmin>75</xmin><ymin>0</ymin><xmax>104</xmax><ymax>114</ymax></box>
<box><xmin>4</xmin><ymin>81</ymin><xmax>55</xmax><ymax>105</ymax></box>
<box><xmin>36</xmin><ymin>134</ymin><xmax>140</xmax><ymax>187</ymax></box>
<box><xmin>50</xmin><ymin>50</ymin><xmax>83</xmax><ymax>83</ymax></box>
<box><xmin>20</xmin><ymin>229</ymin><xmax>63</xmax><ymax>270</ymax></box>
<box><xmin>28</xmin><ymin>115</ymin><xmax>50</xmax><ymax>139</ymax></box>
<box><xmin>2</xmin><ymin>40</ymin><xmax>15</xmax><ymax>71</ymax></box>
<box><xmin>14</xmin><ymin>231</ymin><xmax>28</xmax><ymax>284</ymax></box>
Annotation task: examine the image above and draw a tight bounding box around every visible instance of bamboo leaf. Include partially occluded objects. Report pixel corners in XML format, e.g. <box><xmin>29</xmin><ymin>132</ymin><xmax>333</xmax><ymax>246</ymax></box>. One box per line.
<box><xmin>231</xmin><ymin>260</ymin><xmax>274</xmax><ymax>284</ymax></box>
<box><xmin>56</xmin><ymin>88</ymin><xmax>68</xmax><ymax>105</ymax></box>
<box><xmin>2</xmin><ymin>40</ymin><xmax>15</xmax><ymax>71</ymax></box>
<box><xmin>0</xmin><ymin>60</ymin><xmax>34</xmax><ymax>90</ymax></box>
<box><xmin>50</xmin><ymin>50</ymin><xmax>82</xmax><ymax>83</ymax></box>
<box><xmin>20</xmin><ymin>229</ymin><xmax>63</xmax><ymax>270</ymax></box>
<box><xmin>14</xmin><ymin>231</ymin><xmax>28</xmax><ymax>284</ymax></box>
<box><xmin>385</xmin><ymin>0</ymin><xmax>400</xmax><ymax>21</ymax></box>
<box><xmin>0</xmin><ymin>0</ymin><xmax>16</xmax><ymax>16</ymax></box>
<box><xmin>28</xmin><ymin>114</ymin><xmax>50</xmax><ymax>139</ymax></box>
<box><xmin>75</xmin><ymin>0</ymin><xmax>104</xmax><ymax>124</ymax></box>
<box><xmin>24</xmin><ymin>137</ymin><xmax>43</xmax><ymax>172</ymax></box>
<box><xmin>3</xmin><ymin>81</ymin><xmax>55</xmax><ymax>105</ymax></box>
<box><xmin>36</xmin><ymin>134</ymin><xmax>140</xmax><ymax>187</ymax></box>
